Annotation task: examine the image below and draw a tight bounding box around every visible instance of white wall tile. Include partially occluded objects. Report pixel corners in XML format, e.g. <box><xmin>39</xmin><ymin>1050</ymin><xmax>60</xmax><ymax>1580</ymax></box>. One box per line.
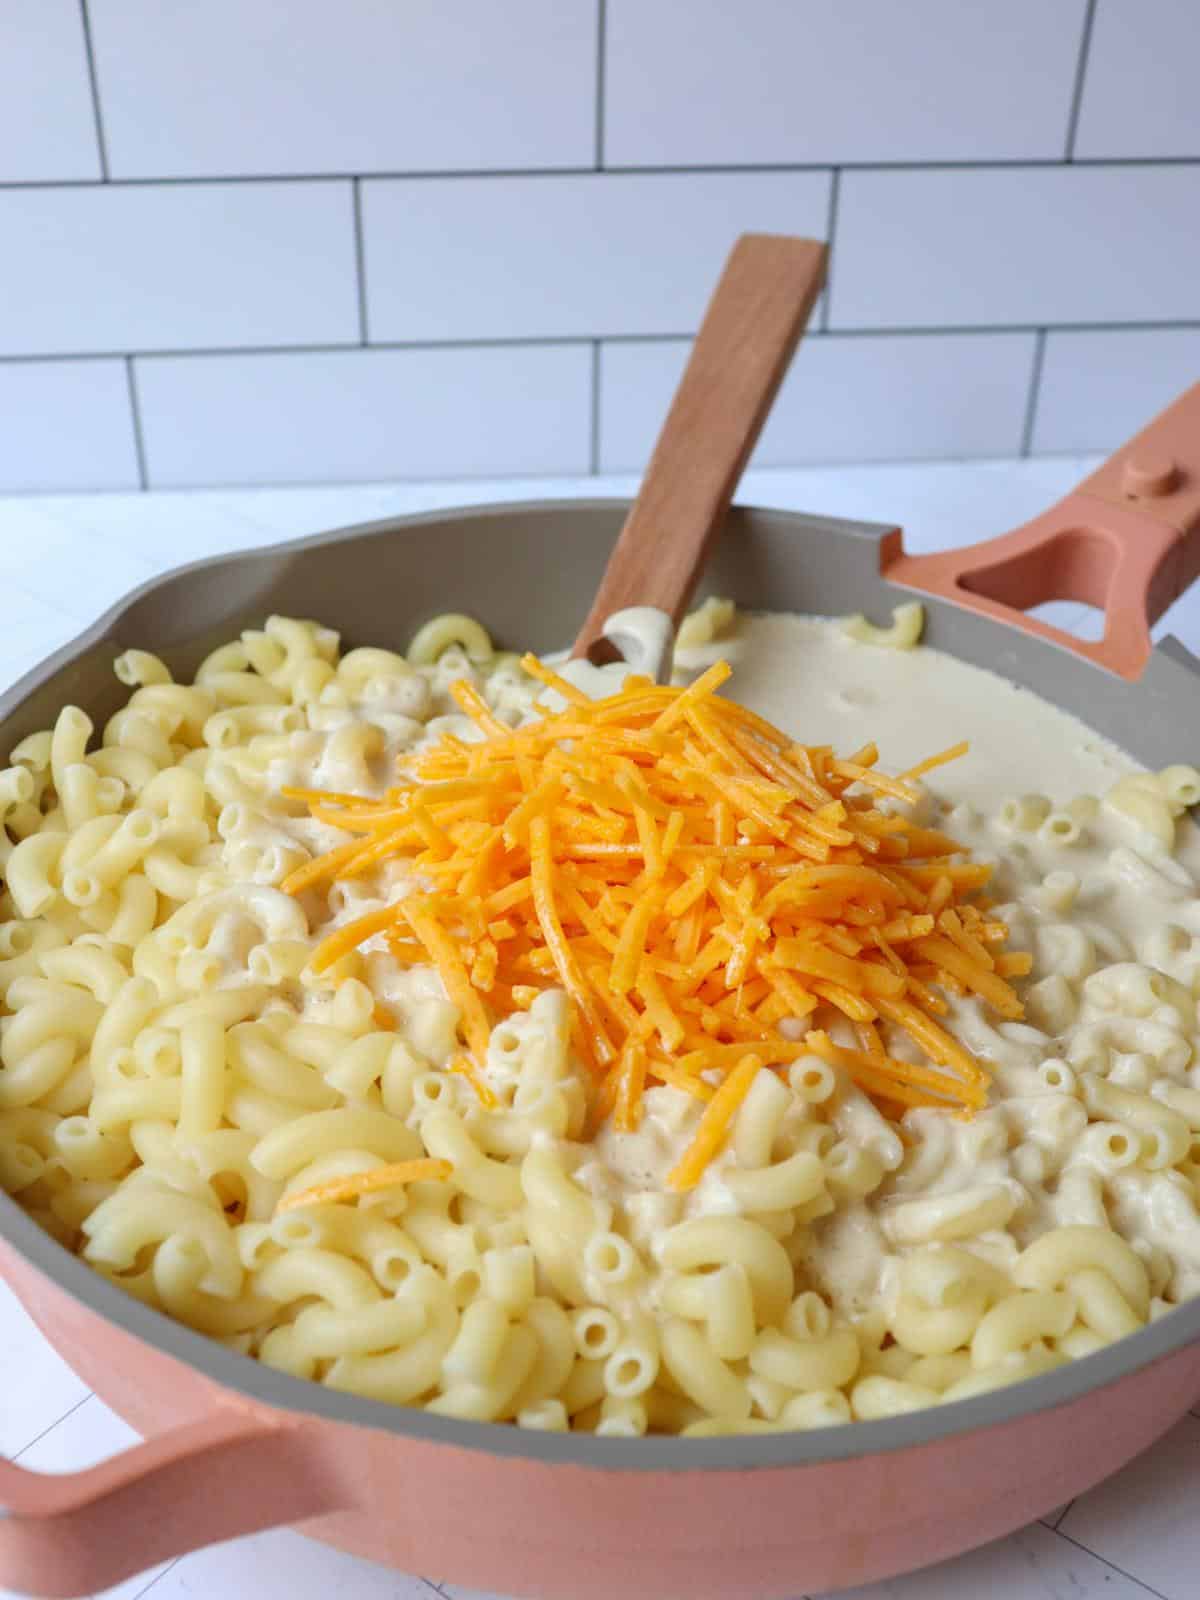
<box><xmin>362</xmin><ymin>172</ymin><xmax>831</xmax><ymax>342</ymax></box>
<box><xmin>1074</xmin><ymin>0</ymin><xmax>1200</xmax><ymax>158</ymax></box>
<box><xmin>0</xmin><ymin>360</ymin><xmax>140</xmax><ymax>491</ymax></box>
<box><xmin>1059</xmin><ymin>1414</ymin><xmax>1200</xmax><ymax>1599</ymax></box>
<box><xmin>831</xmin><ymin>165</ymin><xmax>1200</xmax><ymax>330</ymax></box>
<box><xmin>88</xmin><ymin>0</ymin><xmax>597</xmax><ymax>179</ymax></box>
<box><xmin>0</xmin><ymin>183</ymin><xmax>358</xmax><ymax>357</ymax></box>
<box><xmin>605</xmin><ymin>0</ymin><xmax>1085</xmax><ymax>166</ymax></box>
<box><xmin>599</xmin><ymin>332</ymin><xmax>1034</xmax><ymax>471</ymax></box>
<box><xmin>1032</xmin><ymin>327</ymin><xmax>1200</xmax><ymax>454</ymax></box>
<box><xmin>135</xmin><ymin>345</ymin><xmax>592</xmax><ymax>486</ymax></box>
<box><xmin>0</xmin><ymin>1</ymin><xmax>101</xmax><ymax>182</ymax></box>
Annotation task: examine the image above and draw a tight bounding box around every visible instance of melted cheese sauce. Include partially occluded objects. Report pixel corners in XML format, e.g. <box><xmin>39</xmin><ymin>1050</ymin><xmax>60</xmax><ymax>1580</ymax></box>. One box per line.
<box><xmin>274</xmin><ymin>615</ymin><xmax>1200</xmax><ymax>1321</ymax></box>
<box><xmin>11</xmin><ymin>608</ymin><xmax>1200</xmax><ymax>1433</ymax></box>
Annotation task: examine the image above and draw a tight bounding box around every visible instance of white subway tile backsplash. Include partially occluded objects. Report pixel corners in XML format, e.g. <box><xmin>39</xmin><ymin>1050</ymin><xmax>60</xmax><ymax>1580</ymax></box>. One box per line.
<box><xmin>0</xmin><ymin>183</ymin><xmax>358</xmax><ymax>357</ymax></box>
<box><xmin>830</xmin><ymin>165</ymin><xmax>1200</xmax><ymax>330</ymax></box>
<box><xmin>598</xmin><ymin>332</ymin><xmax>1034</xmax><ymax>471</ymax></box>
<box><xmin>1032</xmin><ymin>328</ymin><xmax>1200</xmax><ymax>454</ymax></box>
<box><xmin>362</xmin><ymin>172</ymin><xmax>830</xmax><ymax>342</ymax></box>
<box><xmin>605</xmin><ymin>0</ymin><xmax>1086</xmax><ymax>167</ymax></box>
<box><xmin>0</xmin><ymin>3</ymin><xmax>1195</xmax><ymax>490</ymax></box>
<box><xmin>135</xmin><ymin>345</ymin><xmax>592</xmax><ymax>486</ymax></box>
<box><xmin>0</xmin><ymin>360</ymin><xmax>139</xmax><ymax>491</ymax></box>
<box><xmin>1074</xmin><ymin>0</ymin><xmax>1200</xmax><ymax>158</ymax></box>
<box><xmin>0</xmin><ymin>1</ymin><xmax>101</xmax><ymax>182</ymax></box>
<box><xmin>87</xmin><ymin>0</ymin><xmax>597</xmax><ymax>179</ymax></box>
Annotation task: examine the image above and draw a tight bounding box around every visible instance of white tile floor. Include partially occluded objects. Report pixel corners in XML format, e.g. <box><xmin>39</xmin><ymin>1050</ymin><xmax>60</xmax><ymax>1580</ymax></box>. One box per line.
<box><xmin>2</xmin><ymin>457</ymin><xmax>1200</xmax><ymax>1600</ymax></box>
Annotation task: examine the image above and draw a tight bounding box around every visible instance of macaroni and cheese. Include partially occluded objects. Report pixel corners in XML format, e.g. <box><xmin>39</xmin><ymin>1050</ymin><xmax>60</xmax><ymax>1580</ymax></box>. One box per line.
<box><xmin>1</xmin><ymin>605</ymin><xmax>1198</xmax><ymax>1438</ymax></box>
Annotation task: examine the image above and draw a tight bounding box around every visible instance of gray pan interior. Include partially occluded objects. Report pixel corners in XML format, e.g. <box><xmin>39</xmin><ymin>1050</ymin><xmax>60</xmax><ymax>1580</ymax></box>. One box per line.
<box><xmin>2</xmin><ymin>497</ymin><xmax>1199</xmax><ymax>1474</ymax></box>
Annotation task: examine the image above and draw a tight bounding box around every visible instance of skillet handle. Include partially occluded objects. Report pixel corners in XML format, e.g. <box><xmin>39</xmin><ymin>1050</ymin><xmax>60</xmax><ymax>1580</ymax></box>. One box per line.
<box><xmin>0</xmin><ymin>1406</ymin><xmax>350</xmax><ymax>1599</ymax></box>
<box><xmin>883</xmin><ymin>381</ymin><xmax>1200</xmax><ymax>680</ymax></box>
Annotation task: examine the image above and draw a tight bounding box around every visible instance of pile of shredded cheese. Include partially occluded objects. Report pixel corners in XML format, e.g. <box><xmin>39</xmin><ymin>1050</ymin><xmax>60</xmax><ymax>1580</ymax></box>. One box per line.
<box><xmin>283</xmin><ymin>657</ymin><xmax>1031</xmax><ymax>1189</ymax></box>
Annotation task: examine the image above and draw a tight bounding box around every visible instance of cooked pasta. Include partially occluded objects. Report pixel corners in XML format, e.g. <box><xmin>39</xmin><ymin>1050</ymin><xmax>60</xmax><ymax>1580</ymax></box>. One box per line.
<box><xmin>2</xmin><ymin>601</ymin><xmax>1199</xmax><ymax>1436</ymax></box>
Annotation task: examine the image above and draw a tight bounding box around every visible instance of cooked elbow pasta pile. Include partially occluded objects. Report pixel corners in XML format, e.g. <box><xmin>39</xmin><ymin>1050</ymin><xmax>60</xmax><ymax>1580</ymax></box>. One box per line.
<box><xmin>2</xmin><ymin>606</ymin><xmax>1200</xmax><ymax>1437</ymax></box>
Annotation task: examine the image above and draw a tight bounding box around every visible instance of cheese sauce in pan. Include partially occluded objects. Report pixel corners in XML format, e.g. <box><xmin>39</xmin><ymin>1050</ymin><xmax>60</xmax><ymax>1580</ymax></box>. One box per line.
<box><xmin>5</xmin><ymin>607</ymin><xmax>1200</xmax><ymax>1433</ymax></box>
<box><xmin>565</xmin><ymin>616</ymin><xmax>1200</xmax><ymax>1319</ymax></box>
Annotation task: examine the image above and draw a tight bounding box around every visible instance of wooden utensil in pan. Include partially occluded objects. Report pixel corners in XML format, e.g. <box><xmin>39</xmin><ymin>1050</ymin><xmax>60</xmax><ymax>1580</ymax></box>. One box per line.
<box><xmin>572</xmin><ymin>232</ymin><xmax>827</xmax><ymax>680</ymax></box>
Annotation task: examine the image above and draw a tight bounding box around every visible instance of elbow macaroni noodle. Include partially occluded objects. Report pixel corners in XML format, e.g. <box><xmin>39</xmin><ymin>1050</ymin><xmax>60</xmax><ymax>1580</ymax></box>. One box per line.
<box><xmin>2</xmin><ymin>605</ymin><xmax>1199</xmax><ymax>1434</ymax></box>
<box><xmin>839</xmin><ymin>602</ymin><xmax>925</xmax><ymax>651</ymax></box>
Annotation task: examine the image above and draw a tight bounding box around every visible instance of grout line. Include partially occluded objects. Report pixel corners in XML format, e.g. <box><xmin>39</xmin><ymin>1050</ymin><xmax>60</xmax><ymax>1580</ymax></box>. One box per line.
<box><xmin>0</xmin><ymin>155</ymin><xmax>1197</xmax><ymax>192</ymax></box>
<box><xmin>589</xmin><ymin>340</ymin><xmax>602</xmax><ymax>474</ymax></box>
<box><xmin>13</xmin><ymin>1392</ymin><xmax>93</xmax><ymax>1461</ymax></box>
<box><xmin>77</xmin><ymin>1</ymin><xmax>110</xmax><ymax>180</ymax></box>
<box><xmin>79</xmin><ymin>336</ymin><xmax>585</xmax><ymax>362</ymax></box>
<box><xmin>505</xmin><ymin>154</ymin><xmax>1200</xmax><ymax>174</ymax></box>
<box><xmin>2</xmin><ymin>321</ymin><xmax>1198</xmax><ymax>370</ymax></box>
<box><xmin>352</xmin><ymin>178</ymin><xmax>369</xmax><ymax>343</ymax></box>
<box><xmin>420</xmin><ymin>1579</ymin><xmax>448</xmax><ymax>1597</ymax></box>
<box><xmin>594</xmin><ymin>0</ymin><xmax>607</xmax><ymax>169</ymax></box>
<box><xmin>129</xmin><ymin>1556</ymin><xmax>182</xmax><ymax>1598</ymax></box>
<box><xmin>796</xmin><ymin>319</ymin><xmax>1200</xmax><ymax>338</ymax></box>
<box><xmin>125</xmin><ymin>356</ymin><xmax>149</xmax><ymax>490</ymax></box>
<box><xmin>1019</xmin><ymin>329</ymin><xmax>1048</xmax><ymax>456</ymax></box>
<box><xmin>1050</xmin><ymin>1498</ymin><xmax>1076</xmax><ymax>1529</ymax></box>
<box><xmin>1051</xmin><ymin>1525</ymin><xmax>1169</xmax><ymax>1599</ymax></box>
<box><xmin>820</xmin><ymin>168</ymin><xmax>841</xmax><ymax>331</ymax></box>
<box><xmin>1064</xmin><ymin>0</ymin><xmax>1100</xmax><ymax>159</ymax></box>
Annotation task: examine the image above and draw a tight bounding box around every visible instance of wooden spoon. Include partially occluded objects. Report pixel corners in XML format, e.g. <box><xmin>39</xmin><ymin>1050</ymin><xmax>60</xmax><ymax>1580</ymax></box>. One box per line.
<box><xmin>571</xmin><ymin>232</ymin><xmax>827</xmax><ymax>679</ymax></box>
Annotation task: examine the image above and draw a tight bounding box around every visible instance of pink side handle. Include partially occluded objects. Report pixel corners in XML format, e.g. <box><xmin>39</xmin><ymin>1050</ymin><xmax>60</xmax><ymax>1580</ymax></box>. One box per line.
<box><xmin>0</xmin><ymin>1406</ymin><xmax>349</xmax><ymax>1599</ymax></box>
<box><xmin>883</xmin><ymin>381</ymin><xmax>1200</xmax><ymax>679</ymax></box>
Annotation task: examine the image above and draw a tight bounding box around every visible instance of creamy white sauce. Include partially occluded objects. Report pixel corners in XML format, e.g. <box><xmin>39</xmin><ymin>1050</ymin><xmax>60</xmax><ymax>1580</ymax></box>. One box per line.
<box><xmin>548</xmin><ymin>615</ymin><xmax>1200</xmax><ymax>1314</ymax></box>
<box><xmin>679</xmin><ymin>613</ymin><xmax>1145</xmax><ymax>811</ymax></box>
<box><xmin>14</xmin><ymin>606</ymin><xmax>1200</xmax><ymax>1430</ymax></box>
<box><xmin>277</xmin><ymin>614</ymin><xmax>1200</xmax><ymax>1319</ymax></box>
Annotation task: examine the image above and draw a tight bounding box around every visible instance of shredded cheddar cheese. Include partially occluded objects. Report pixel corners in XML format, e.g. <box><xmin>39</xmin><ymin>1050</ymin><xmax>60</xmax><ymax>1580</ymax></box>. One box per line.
<box><xmin>275</xmin><ymin>1158</ymin><xmax>454</xmax><ymax>1213</ymax></box>
<box><xmin>668</xmin><ymin>1052</ymin><xmax>763</xmax><ymax>1190</ymax></box>
<box><xmin>285</xmin><ymin>657</ymin><xmax>1030</xmax><ymax>1178</ymax></box>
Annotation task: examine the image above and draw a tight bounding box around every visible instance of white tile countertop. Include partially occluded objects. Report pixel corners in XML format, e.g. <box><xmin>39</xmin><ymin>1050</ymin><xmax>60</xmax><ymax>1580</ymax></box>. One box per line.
<box><xmin>2</xmin><ymin>455</ymin><xmax>1200</xmax><ymax>1600</ymax></box>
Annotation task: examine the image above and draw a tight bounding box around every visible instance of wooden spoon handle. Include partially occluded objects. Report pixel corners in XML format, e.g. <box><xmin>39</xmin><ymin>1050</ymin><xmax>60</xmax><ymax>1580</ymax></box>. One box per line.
<box><xmin>572</xmin><ymin>233</ymin><xmax>827</xmax><ymax>662</ymax></box>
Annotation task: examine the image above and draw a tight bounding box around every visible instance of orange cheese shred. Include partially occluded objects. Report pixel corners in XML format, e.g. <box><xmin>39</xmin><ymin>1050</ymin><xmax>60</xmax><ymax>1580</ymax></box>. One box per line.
<box><xmin>667</xmin><ymin>1053</ymin><xmax>763</xmax><ymax>1190</ymax></box>
<box><xmin>449</xmin><ymin>1054</ymin><xmax>499</xmax><ymax>1109</ymax></box>
<box><xmin>282</xmin><ymin>653</ymin><xmax>1031</xmax><ymax>1174</ymax></box>
<box><xmin>276</xmin><ymin>1158</ymin><xmax>453</xmax><ymax>1213</ymax></box>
